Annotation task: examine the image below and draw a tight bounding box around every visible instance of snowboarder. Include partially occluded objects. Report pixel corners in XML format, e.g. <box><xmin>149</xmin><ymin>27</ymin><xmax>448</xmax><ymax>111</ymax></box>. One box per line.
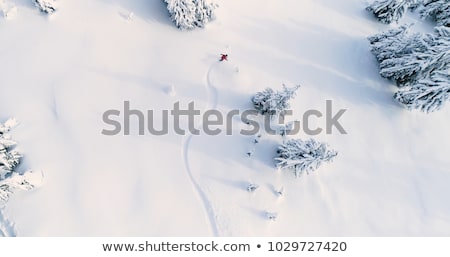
<box><xmin>220</xmin><ymin>54</ymin><xmax>228</xmax><ymax>61</ymax></box>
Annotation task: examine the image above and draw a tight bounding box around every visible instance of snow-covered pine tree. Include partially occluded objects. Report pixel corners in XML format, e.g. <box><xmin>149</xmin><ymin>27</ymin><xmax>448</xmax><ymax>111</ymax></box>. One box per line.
<box><xmin>377</xmin><ymin>33</ymin><xmax>432</xmax><ymax>86</ymax></box>
<box><xmin>165</xmin><ymin>0</ymin><xmax>196</xmax><ymax>30</ymax></box>
<box><xmin>0</xmin><ymin>150</ymin><xmax>21</xmax><ymax>180</ymax></box>
<box><xmin>420</xmin><ymin>0</ymin><xmax>450</xmax><ymax>27</ymax></box>
<box><xmin>0</xmin><ymin>119</ymin><xmax>37</xmax><ymax>203</ymax></box>
<box><xmin>0</xmin><ymin>119</ymin><xmax>21</xmax><ymax>180</ymax></box>
<box><xmin>368</xmin><ymin>24</ymin><xmax>414</xmax><ymax>63</ymax></box>
<box><xmin>252</xmin><ymin>87</ymin><xmax>275</xmax><ymax>115</ymax></box>
<box><xmin>33</xmin><ymin>0</ymin><xmax>56</xmax><ymax>14</ymax></box>
<box><xmin>0</xmin><ymin>173</ymin><xmax>35</xmax><ymax>203</ymax></box>
<box><xmin>394</xmin><ymin>71</ymin><xmax>450</xmax><ymax>112</ymax></box>
<box><xmin>366</xmin><ymin>0</ymin><xmax>421</xmax><ymax>24</ymax></box>
<box><xmin>252</xmin><ymin>84</ymin><xmax>301</xmax><ymax>118</ymax></box>
<box><xmin>369</xmin><ymin>26</ymin><xmax>450</xmax><ymax>112</ymax></box>
<box><xmin>368</xmin><ymin>25</ymin><xmax>449</xmax><ymax>86</ymax></box>
<box><xmin>193</xmin><ymin>0</ymin><xmax>216</xmax><ymax>28</ymax></box>
<box><xmin>165</xmin><ymin>0</ymin><xmax>217</xmax><ymax>30</ymax></box>
<box><xmin>275</xmin><ymin>139</ymin><xmax>337</xmax><ymax>177</ymax></box>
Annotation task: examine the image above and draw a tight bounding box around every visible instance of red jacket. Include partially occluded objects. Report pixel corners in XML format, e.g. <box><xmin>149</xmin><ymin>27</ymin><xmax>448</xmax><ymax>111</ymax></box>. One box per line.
<box><xmin>220</xmin><ymin>54</ymin><xmax>228</xmax><ymax>61</ymax></box>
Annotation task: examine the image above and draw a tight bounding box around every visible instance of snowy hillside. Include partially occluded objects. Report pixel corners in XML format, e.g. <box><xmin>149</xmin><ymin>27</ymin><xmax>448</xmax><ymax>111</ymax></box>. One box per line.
<box><xmin>1</xmin><ymin>0</ymin><xmax>450</xmax><ymax>236</ymax></box>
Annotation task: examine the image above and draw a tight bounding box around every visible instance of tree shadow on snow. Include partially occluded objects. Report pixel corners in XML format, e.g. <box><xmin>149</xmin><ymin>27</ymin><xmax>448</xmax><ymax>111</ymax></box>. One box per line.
<box><xmin>9</xmin><ymin>0</ymin><xmax>35</xmax><ymax>10</ymax></box>
<box><xmin>100</xmin><ymin>0</ymin><xmax>173</xmax><ymax>27</ymax></box>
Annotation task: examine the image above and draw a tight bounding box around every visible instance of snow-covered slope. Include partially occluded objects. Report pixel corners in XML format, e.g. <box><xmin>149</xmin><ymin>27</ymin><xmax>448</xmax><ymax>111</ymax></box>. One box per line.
<box><xmin>1</xmin><ymin>0</ymin><xmax>449</xmax><ymax>236</ymax></box>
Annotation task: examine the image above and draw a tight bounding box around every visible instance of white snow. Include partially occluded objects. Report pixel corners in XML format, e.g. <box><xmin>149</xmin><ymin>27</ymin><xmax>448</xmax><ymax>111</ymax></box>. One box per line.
<box><xmin>0</xmin><ymin>0</ymin><xmax>450</xmax><ymax>236</ymax></box>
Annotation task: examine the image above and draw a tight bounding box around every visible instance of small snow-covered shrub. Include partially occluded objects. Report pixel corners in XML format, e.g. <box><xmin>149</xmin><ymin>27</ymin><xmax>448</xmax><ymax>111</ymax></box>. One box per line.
<box><xmin>265</xmin><ymin>211</ymin><xmax>278</xmax><ymax>221</ymax></box>
<box><xmin>33</xmin><ymin>0</ymin><xmax>56</xmax><ymax>14</ymax></box>
<box><xmin>275</xmin><ymin>187</ymin><xmax>284</xmax><ymax>197</ymax></box>
<box><xmin>252</xmin><ymin>85</ymin><xmax>301</xmax><ymax>118</ymax></box>
<box><xmin>366</xmin><ymin>0</ymin><xmax>420</xmax><ymax>24</ymax></box>
<box><xmin>275</xmin><ymin>139</ymin><xmax>337</xmax><ymax>177</ymax></box>
<box><xmin>247</xmin><ymin>183</ymin><xmax>259</xmax><ymax>192</ymax></box>
<box><xmin>164</xmin><ymin>0</ymin><xmax>217</xmax><ymax>30</ymax></box>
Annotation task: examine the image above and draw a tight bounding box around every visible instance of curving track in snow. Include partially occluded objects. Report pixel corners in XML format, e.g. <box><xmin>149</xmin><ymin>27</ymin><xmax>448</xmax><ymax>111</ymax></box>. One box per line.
<box><xmin>0</xmin><ymin>208</ymin><xmax>16</xmax><ymax>237</ymax></box>
<box><xmin>181</xmin><ymin>62</ymin><xmax>220</xmax><ymax>236</ymax></box>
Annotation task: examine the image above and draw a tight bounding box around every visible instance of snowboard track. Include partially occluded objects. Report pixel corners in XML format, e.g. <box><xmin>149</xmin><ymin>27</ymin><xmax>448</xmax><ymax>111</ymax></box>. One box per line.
<box><xmin>0</xmin><ymin>207</ymin><xmax>16</xmax><ymax>237</ymax></box>
<box><xmin>181</xmin><ymin>62</ymin><xmax>220</xmax><ymax>236</ymax></box>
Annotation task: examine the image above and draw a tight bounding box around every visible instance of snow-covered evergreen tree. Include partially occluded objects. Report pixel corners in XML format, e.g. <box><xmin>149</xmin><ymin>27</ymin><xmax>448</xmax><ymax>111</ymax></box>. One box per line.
<box><xmin>193</xmin><ymin>0</ymin><xmax>216</xmax><ymax>28</ymax></box>
<box><xmin>420</xmin><ymin>0</ymin><xmax>450</xmax><ymax>27</ymax></box>
<box><xmin>369</xmin><ymin>25</ymin><xmax>450</xmax><ymax>86</ymax></box>
<box><xmin>368</xmin><ymin>25</ymin><xmax>415</xmax><ymax>63</ymax></box>
<box><xmin>0</xmin><ymin>173</ymin><xmax>35</xmax><ymax>203</ymax></box>
<box><xmin>368</xmin><ymin>24</ymin><xmax>430</xmax><ymax>85</ymax></box>
<box><xmin>275</xmin><ymin>139</ymin><xmax>337</xmax><ymax>177</ymax></box>
<box><xmin>165</xmin><ymin>0</ymin><xmax>196</xmax><ymax>30</ymax></box>
<box><xmin>33</xmin><ymin>0</ymin><xmax>56</xmax><ymax>14</ymax></box>
<box><xmin>164</xmin><ymin>0</ymin><xmax>217</xmax><ymax>30</ymax></box>
<box><xmin>0</xmin><ymin>119</ymin><xmax>37</xmax><ymax>203</ymax></box>
<box><xmin>394</xmin><ymin>71</ymin><xmax>450</xmax><ymax>112</ymax></box>
<box><xmin>252</xmin><ymin>84</ymin><xmax>301</xmax><ymax>118</ymax></box>
<box><xmin>369</xmin><ymin>26</ymin><xmax>450</xmax><ymax>112</ymax></box>
<box><xmin>0</xmin><ymin>119</ymin><xmax>21</xmax><ymax>180</ymax></box>
<box><xmin>366</xmin><ymin>0</ymin><xmax>420</xmax><ymax>24</ymax></box>
<box><xmin>377</xmin><ymin>33</ymin><xmax>433</xmax><ymax>85</ymax></box>
<box><xmin>0</xmin><ymin>150</ymin><xmax>21</xmax><ymax>179</ymax></box>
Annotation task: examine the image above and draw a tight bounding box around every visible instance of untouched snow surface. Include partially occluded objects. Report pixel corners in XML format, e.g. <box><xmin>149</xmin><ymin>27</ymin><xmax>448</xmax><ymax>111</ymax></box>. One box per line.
<box><xmin>1</xmin><ymin>0</ymin><xmax>450</xmax><ymax>236</ymax></box>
